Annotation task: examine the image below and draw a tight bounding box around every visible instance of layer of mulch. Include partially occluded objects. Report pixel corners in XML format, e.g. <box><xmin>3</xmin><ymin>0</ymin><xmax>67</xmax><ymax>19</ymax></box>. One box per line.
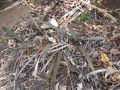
<box><xmin>0</xmin><ymin>0</ymin><xmax>120</xmax><ymax>90</ymax></box>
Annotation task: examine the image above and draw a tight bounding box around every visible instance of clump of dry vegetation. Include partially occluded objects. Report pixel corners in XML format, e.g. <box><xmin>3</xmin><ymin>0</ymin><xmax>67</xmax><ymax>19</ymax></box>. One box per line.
<box><xmin>0</xmin><ymin>0</ymin><xmax>120</xmax><ymax>90</ymax></box>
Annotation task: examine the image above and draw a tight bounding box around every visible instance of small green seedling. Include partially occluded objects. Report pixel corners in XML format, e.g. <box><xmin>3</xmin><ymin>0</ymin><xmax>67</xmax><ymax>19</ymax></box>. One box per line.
<box><xmin>110</xmin><ymin>8</ymin><xmax>115</xmax><ymax>15</ymax></box>
<box><xmin>0</xmin><ymin>5</ymin><xmax>6</xmax><ymax>10</ymax></box>
<box><xmin>116</xmin><ymin>20</ymin><xmax>120</xmax><ymax>26</ymax></box>
<box><xmin>0</xmin><ymin>38</ymin><xmax>4</xmax><ymax>43</ymax></box>
<box><xmin>75</xmin><ymin>13</ymin><xmax>91</xmax><ymax>23</ymax></box>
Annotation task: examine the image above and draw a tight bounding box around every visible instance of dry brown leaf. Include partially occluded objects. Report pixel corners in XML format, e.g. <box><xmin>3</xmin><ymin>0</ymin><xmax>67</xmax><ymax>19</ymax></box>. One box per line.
<box><xmin>105</xmin><ymin>66</ymin><xmax>117</xmax><ymax>78</ymax></box>
<box><xmin>92</xmin><ymin>25</ymin><xmax>107</xmax><ymax>37</ymax></box>
<box><xmin>110</xmin><ymin>49</ymin><xmax>120</xmax><ymax>55</ymax></box>
<box><xmin>60</xmin><ymin>61</ymin><xmax>68</xmax><ymax>66</ymax></box>
<box><xmin>38</xmin><ymin>40</ymin><xmax>48</xmax><ymax>53</ymax></box>
<box><xmin>49</xmin><ymin>1</ymin><xmax>55</xmax><ymax>9</ymax></box>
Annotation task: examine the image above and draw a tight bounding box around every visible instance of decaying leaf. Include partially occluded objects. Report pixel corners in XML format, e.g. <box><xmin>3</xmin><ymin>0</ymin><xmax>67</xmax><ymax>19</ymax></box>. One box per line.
<box><xmin>101</xmin><ymin>52</ymin><xmax>109</xmax><ymax>64</ymax></box>
<box><xmin>110</xmin><ymin>33</ymin><xmax>120</xmax><ymax>41</ymax></box>
<box><xmin>92</xmin><ymin>25</ymin><xmax>107</xmax><ymax>38</ymax></box>
<box><xmin>105</xmin><ymin>66</ymin><xmax>117</xmax><ymax>78</ymax></box>
<box><xmin>110</xmin><ymin>49</ymin><xmax>120</xmax><ymax>55</ymax></box>
<box><xmin>38</xmin><ymin>40</ymin><xmax>49</xmax><ymax>53</ymax></box>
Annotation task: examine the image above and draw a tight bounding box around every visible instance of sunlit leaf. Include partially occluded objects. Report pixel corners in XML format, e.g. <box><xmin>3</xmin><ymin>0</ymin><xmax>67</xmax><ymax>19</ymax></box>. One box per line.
<box><xmin>100</xmin><ymin>52</ymin><xmax>109</xmax><ymax>64</ymax></box>
<box><xmin>1</xmin><ymin>27</ymin><xmax>22</xmax><ymax>41</ymax></box>
<box><xmin>68</xmin><ymin>25</ymin><xmax>77</xmax><ymax>41</ymax></box>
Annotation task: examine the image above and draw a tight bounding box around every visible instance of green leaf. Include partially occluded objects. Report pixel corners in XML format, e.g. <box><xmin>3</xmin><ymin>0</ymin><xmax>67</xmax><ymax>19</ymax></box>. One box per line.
<box><xmin>68</xmin><ymin>25</ymin><xmax>77</xmax><ymax>41</ymax></box>
<box><xmin>36</xmin><ymin>19</ymin><xmax>65</xmax><ymax>33</ymax></box>
<box><xmin>1</xmin><ymin>27</ymin><xmax>22</xmax><ymax>41</ymax></box>
<box><xmin>80</xmin><ymin>46</ymin><xmax>95</xmax><ymax>71</ymax></box>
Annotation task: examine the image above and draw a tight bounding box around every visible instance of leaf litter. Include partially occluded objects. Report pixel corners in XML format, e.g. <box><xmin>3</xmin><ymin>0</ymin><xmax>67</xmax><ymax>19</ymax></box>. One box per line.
<box><xmin>0</xmin><ymin>0</ymin><xmax>120</xmax><ymax>90</ymax></box>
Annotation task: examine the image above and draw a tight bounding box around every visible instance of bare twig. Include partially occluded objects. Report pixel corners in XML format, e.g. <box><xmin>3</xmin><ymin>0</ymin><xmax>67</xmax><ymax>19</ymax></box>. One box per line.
<box><xmin>48</xmin><ymin>44</ymin><xmax>70</xmax><ymax>53</ymax></box>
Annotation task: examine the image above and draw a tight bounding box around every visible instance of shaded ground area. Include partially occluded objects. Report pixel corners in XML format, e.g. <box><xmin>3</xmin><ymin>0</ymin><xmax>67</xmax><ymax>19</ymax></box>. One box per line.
<box><xmin>102</xmin><ymin>0</ymin><xmax>120</xmax><ymax>9</ymax></box>
<box><xmin>0</xmin><ymin>0</ymin><xmax>120</xmax><ymax>90</ymax></box>
<box><xmin>0</xmin><ymin>1</ymin><xmax>27</xmax><ymax>51</ymax></box>
<box><xmin>0</xmin><ymin>0</ymin><xmax>41</xmax><ymax>51</ymax></box>
<box><xmin>100</xmin><ymin>0</ymin><xmax>120</xmax><ymax>20</ymax></box>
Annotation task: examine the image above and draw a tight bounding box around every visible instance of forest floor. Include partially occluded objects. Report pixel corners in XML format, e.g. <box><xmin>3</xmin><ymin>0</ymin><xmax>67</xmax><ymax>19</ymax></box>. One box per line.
<box><xmin>0</xmin><ymin>0</ymin><xmax>120</xmax><ymax>90</ymax></box>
